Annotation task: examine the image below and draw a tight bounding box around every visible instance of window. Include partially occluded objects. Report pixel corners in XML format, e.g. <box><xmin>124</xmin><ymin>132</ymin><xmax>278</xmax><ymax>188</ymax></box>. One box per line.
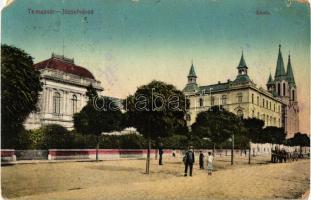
<box><xmin>269</xmin><ymin>102</ymin><xmax>271</xmax><ymax>110</ymax></box>
<box><xmin>251</xmin><ymin>94</ymin><xmax>254</xmax><ymax>104</ymax></box>
<box><xmin>53</xmin><ymin>92</ymin><xmax>61</xmax><ymax>114</ymax></box>
<box><xmin>222</xmin><ymin>95</ymin><xmax>227</xmax><ymax>105</ymax></box>
<box><xmin>237</xmin><ymin>93</ymin><xmax>242</xmax><ymax>103</ymax></box>
<box><xmin>237</xmin><ymin>110</ymin><xmax>244</xmax><ymax>118</ymax></box>
<box><xmin>292</xmin><ymin>90</ymin><xmax>295</xmax><ymax>101</ymax></box>
<box><xmin>283</xmin><ymin>83</ymin><xmax>286</xmax><ymax>96</ymax></box>
<box><xmin>186</xmin><ymin>114</ymin><xmax>191</xmax><ymax>121</ymax></box>
<box><xmin>72</xmin><ymin>95</ymin><xmax>77</xmax><ymax>114</ymax></box>
<box><xmin>199</xmin><ymin>98</ymin><xmax>203</xmax><ymax>107</ymax></box>
<box><xmin>278</xmin><ymin>83</ymin><xmax>281</xmax><ymax>96</ymax></box>
<box><xmin>274</xmin><ymin>103</ymin><xmax>275</xmax><ymax>111</ymax></box>
<box><xmin>257</xmin><ymin>96</ymin><xmax>259</xmax><ymax>105</ymax></box>
<box><xmin>211</xmin><ymin>96</ymin><xmax>215</xmax><ymax>106</ymax></box>
<box><xmin>252</xmin><ymin>110</ymin><xmax>255</xmax><ymax>117</ymax></box>
<box><xmin>266</xmin><ymin>100</ymin><xmax>268</xmax><ymax>109</ymax></box>
<box><xmin>262</xmin><ymin>99</ymin><xmax>265</xmax><ymax>107</ymax></box>
<box><xmin>186</xmin><ymin>99</ymin><xmax>190</xmax><ymax>109</ymax></box>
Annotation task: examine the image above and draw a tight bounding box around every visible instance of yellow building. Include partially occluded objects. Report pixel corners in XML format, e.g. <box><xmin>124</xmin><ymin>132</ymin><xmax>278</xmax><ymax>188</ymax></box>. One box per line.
<box><xmin>183</xmin><ymin>45</ymin><xmax>299</xmax><ymax>138</ymax></box>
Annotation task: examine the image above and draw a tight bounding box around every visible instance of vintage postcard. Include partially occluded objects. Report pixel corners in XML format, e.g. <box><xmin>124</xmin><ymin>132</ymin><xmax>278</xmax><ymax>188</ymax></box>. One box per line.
<box><xmin>1</xmin><ymin>0</ymin><xmax>310</xmax><ymax>199</ymax></box>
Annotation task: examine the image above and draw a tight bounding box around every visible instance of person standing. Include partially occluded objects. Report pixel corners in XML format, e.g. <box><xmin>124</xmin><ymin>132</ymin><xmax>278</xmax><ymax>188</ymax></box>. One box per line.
<box><xmin>184</xmin><ymin>146</ymin><xmax>195</xmax><ymax>176</ymax></box>
<box><xmin>158</xmin><ymin>143</ymin><xmax>163</xmax><ymax>165</ymax></box>
<box><xmin>199</xmin><ymin>151</ymin><xmax>204</xmax><ymax>169</ymax></box>
<box><xmin>207</xmin><ymin>152</ymin><xmax>214</xmax><ymax>175</ymax></box>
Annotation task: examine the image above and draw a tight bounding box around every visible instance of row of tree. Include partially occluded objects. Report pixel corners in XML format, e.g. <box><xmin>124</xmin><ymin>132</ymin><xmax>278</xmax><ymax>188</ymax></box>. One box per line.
<box><xmin>2</xmin><ymin>44</ymin><xmax>310</xmax><ymax>173</ymax></box>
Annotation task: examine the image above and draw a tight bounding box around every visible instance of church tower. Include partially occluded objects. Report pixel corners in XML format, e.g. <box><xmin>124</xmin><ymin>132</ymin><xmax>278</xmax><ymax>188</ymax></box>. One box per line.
<box><xmin>183</xmin><ymin>62</ymin><xmax>199</xmax><ymax>94</ymax></box>
<box><xmin>285</xmin><ymin>53</ymin><xmax>299</xmax><ymax>137</ymax></box>
<box><xmin>272</xmin><ymin>44</ymin><xmax>299</xmax><ymax>137</ymax></box>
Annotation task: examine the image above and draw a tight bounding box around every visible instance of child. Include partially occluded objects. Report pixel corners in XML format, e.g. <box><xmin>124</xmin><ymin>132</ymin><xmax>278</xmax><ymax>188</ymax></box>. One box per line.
<box><xmin>207</xmin><ymin>152</ymin><xmax>214</xmax><ymax>175</ymax></box>
<box><xmin>199</xmin><ymin>151</ymin><xmax>204</xmax><ymax>169</ymax></box>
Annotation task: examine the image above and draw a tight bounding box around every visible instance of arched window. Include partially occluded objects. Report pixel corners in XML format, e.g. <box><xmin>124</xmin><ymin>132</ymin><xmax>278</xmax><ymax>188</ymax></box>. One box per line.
<box><xmin>53</xmin><ymin>92</ymin><xmax>61</xmax><ymax>114</ymax></box>
<box><xmin>72</xmin><ymin>95</ymin><xmax>77</xmax><ymax>114</ymax></box>
<box><xmin>292</xmin><ymin>90</ymin><xmax>295</xmax><ymax>101</ymax></box>
<box><xmin>251</xmin><ymin>94</ymin><xmax>254</xmax><ymax>104</ymax></box>
<box><xmin>257</xmin><ymin>96</ymin><xmax>259</xmax><ymax>105</ymax></box>
<box><xmin>222</xmin><ymin>95</ymin><xmax>227</xmax><ymax>105</ymax></box>
<box><xmin>283</xmin><ymin>82</ymin><xmax>286</xmax><ymax>96</ymax></box>
<box><xmin>278</xmin><ymin>83</ymin><xmax>281</xmax><ymax>96</ymax></box>
<box><xmin>237</xmin><ymin>110</ymin><xmax>243</xmax><ymax>118</ymax></box>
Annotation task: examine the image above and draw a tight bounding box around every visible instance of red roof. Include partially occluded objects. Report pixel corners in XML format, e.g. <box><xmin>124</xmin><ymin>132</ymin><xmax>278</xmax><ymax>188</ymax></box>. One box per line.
<box><xmin>34</xmin><ymin>54</ymin><xmax>95</xmax><ymax>79</ymax></box>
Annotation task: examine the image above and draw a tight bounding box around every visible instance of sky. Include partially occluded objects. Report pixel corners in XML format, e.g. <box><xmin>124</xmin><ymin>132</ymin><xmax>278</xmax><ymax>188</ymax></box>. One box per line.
<box><xmin>1</xmin><ymin>0</ymin><xmax>310</xmax><ymax>133</ymax></box>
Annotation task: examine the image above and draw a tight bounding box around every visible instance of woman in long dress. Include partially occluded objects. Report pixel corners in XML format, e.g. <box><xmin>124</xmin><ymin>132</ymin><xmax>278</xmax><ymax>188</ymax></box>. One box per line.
<box><xmin>207</xmin><ymin>152</ymin><xmax>214</xmax><ymax>175</ymax></box>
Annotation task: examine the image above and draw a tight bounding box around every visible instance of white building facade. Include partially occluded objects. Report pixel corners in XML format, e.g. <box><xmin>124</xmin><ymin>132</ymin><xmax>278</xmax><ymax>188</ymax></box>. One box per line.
<box><xmin>183</xmin><ymin>45</ymin><xmax>299</xmax><ymax>138</ymax></box>
<box><xmin>24</xmin><ymin>54</ymin><xmax>103</xmax><ymax>130</ymax></box>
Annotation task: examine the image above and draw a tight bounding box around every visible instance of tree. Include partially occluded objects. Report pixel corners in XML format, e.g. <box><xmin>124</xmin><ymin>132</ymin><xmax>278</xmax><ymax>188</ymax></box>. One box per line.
<box><xmin>73</xmin><ymin>85</ymin><xmax>123</xmax><ymax>161</ymax></box>
<box><xmin>125</xmin><ymin>80</ymin><xmax>187</xmax><ymax>173</ymax></box>
<box><xmin>40</xmin><ymin>124</ymin><xmax>72</xmax><ymax>149</ymax></box>
<box><xmin>1</xmin><ymin>44</ymin><xmax>42</xmax><ymax>148</ymax></box>
<box><xmin>242</xmin><ymin>118</ymin><xmax>265</xmax><ymax>143</ymax></box>
<box><xmin>191</xmin><ymin>106</ymin><xmax>240</xmax><ymax>146</ymax></box>
<box><xmin>262</xmin><ymin>126</ymin><xmax>286</xmax><ymax>144</ymax></box>
<box><xmin>288</xmin><ymin>132</ymin><xmax>310</xmax><ymax>147</ymax></box>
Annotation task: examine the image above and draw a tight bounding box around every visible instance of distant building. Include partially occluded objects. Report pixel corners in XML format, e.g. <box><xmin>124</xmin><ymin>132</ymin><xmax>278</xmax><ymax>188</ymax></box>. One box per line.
<box><xmin>24</xmin><ymin>53</ymin><xmax>103</xmax><ymax>130</ymax></box>
<box><xmin>183</xmin><ymin>45</ymin><xmax>299</xmax><ymax>138</ymax></box>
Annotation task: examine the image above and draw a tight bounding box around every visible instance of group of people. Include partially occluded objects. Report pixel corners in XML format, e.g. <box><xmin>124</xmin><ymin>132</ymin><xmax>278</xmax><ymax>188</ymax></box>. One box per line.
<box><xmin>183</xmin><ymin>147</ymin><xmax>214</xmax><ymax>176</ymax></box>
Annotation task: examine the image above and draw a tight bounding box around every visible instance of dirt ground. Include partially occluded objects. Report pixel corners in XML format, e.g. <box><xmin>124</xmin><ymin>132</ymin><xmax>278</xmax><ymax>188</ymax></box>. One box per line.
<box><xmin>1</xmin><ymin>155</ymin><xmax>310</xmax><ymax>200</ymax></box>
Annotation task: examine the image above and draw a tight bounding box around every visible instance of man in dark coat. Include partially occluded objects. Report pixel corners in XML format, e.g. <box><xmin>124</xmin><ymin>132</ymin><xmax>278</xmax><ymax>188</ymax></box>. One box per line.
<box><xmin>184</xmin><ymin>146</ymin><xmax>195</xmax><ymax>176</ymax></box>
<box><xmin>159</xmin><ymin>143</ymin><xmax>163</xmax><ymax>165</ymax></box>
<box><xmin>199</xmin><ymin>151</ymin><xmax>204</xmax><ymax>169</ymax></box>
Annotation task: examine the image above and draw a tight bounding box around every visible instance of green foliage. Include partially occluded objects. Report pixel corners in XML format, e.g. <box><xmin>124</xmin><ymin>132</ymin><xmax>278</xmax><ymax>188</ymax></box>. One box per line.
<box><xmin>286</xmin><ymin>132</ymin><xmax>310</xmax><ymax>147</ymax></box>
<box><xmin>1</xmin><ymin>44</ymin><xmax>42</xmax><ymax>148</ymax></box>
<box><xmin>162</xmin><ymin>134</ymin><xmax>189</xmax><ymax>149</ymax></box>
<box><xmin>191</xmin><ymin>106</ymin><xmax>241</xmax><ymax>145</ymax></box>
<box><xmin>40</xmin><ymin>124</ymin><xmax>72</xmax><ymax>149</ymax></box>
<box><xmin>262</xmin><ymin>126</ymin><xmax>286</xmax><ymax>144</ymax></box>
<box><xmin>242</xmin><ymin>118</ymin><xmax>265</xmax><ymax>143</ymax></box>
<box><xmin>74</xmin><ymin>97</ymin><xmax>124</xmax><ymax>137</ymax></box>
<box><xmin>125</xmin><ymin>80</ymin><xmax>187</xmax><ymax>140</ymax></box>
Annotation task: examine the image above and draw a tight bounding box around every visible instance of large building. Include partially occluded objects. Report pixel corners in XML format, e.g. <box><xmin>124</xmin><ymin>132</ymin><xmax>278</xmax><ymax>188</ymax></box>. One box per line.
<box><xmin>183</xmin><ymin>45</ymin><xmax>299</xmax><ymax>138</ymax></box>
<box><xmin>24</xmin><ymin>53</ymin><xmax>103</xmax><ymax>130</ymax></box>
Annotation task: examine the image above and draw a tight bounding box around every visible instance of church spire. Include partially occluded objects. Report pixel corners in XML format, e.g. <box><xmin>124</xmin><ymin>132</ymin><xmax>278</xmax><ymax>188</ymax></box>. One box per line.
<box><xmin>188</xmin><ymin>62</ymin><xmax>197</xmax><ymax>78</ymax></box>
<box><xmin>286</xmin><ymin>53</ymin><xmax>296</xmax><ymax>87</ymax></box>
<box><xmin>267</xmin><ymin>72</ymin><xmax>273</xmax><ymax>84</ymax></box>
<box><xmin>237</xmin><ymin>51</ymin><xmax>247</xmax><ymax>69</ymax></box>
<box><xmin>274</xmin><ymin>44</ymin><xmax>286</xmax><ymax>81</ymax></box>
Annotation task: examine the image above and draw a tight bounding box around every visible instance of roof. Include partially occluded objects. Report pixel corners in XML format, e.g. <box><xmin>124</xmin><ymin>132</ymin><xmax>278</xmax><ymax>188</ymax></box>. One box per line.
<box><xmin>274</xmin><ymin>45</ymin><xmax>287</xmax><ymax>81</ymax></box>
<box><xmin>183</xmin><ymin>83</ymin><xmax>200</xmax><ymax>93</ymax></box>
<box><xmin>199</xmin><ymin>82</ymin><xmax>230</xmax><ymax>93</ymax></box>
<box><xmin>286</xmin><ymin>54</ymin><xmax>296</xmax><ymax>87</ymax></box>
<box><xmin>34</xmin><ymin>54</ymin><xmax>95</xmax><ymax>79</ymax></box>
<box><xmin>188</xmin><ymin>63</ymin><xmax>197</xmax><ymax>78</ymax></box>
<box><xmin>267</xmin><ymin>73</ymin><xmax>274</xmax><ymax>85</ymax></box>
<box><xmin>234</xmin><ymin>74</ymin><xmax>252</xmax><ymax>84</ymax></box>
<box><xmin>237</xmin><ymin>52</ymin><xmax>248</xmax><ymax>69</ymax></box>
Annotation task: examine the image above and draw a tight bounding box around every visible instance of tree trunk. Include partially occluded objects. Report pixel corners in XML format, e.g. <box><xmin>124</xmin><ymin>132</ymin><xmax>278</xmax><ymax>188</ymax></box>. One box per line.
<box><xmin>248</xmin><ymin>141</ymin><xmax>251</xmax><ymax>164</ymax></box>
<box><xmin>96</xmin><ymin>134</ymin><xmax>99</xmax><ymax>162</ymax></box>
<box><xmin>231</xmin><ymin>134</ymin><xmax>234</xmax><ymax>165</ymax></box>
<box><xmin>145</xmin><ymin>138</ymin><xmax>151</xmax><ymax>174</ymax></box>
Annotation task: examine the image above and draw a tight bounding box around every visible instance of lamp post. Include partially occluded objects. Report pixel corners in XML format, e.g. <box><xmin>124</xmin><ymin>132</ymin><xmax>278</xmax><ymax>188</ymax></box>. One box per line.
<box><xmin>229</xmin><ymin>134</ymin><xmax>234</xmax><ymax>165</ymax></box>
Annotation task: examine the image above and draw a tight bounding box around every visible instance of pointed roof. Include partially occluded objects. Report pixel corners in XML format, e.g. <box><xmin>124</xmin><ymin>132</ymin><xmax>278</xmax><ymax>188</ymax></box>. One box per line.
<box><xmin>188</xmin><ymin>62</ymin><xmax>197</xmax><ymax>78</ymax></box>
<box><xmin>237</xmin><ymin>51</ymin><xmax>248</xmax><ymax>69</ymax></box>
<box><xmin>274</xmin><ymin>45</ymin><xmax>286</xmax><ymax>81</ymax></box>
<box><xmin>267</xmin><ymin>73</ymin><xmax>274</xmax><ymax>85</ymax></box>
<box><xmin>286</xmin><ymin>54</ymin><xmax>296</xmax><ymax>87</ymax></box>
